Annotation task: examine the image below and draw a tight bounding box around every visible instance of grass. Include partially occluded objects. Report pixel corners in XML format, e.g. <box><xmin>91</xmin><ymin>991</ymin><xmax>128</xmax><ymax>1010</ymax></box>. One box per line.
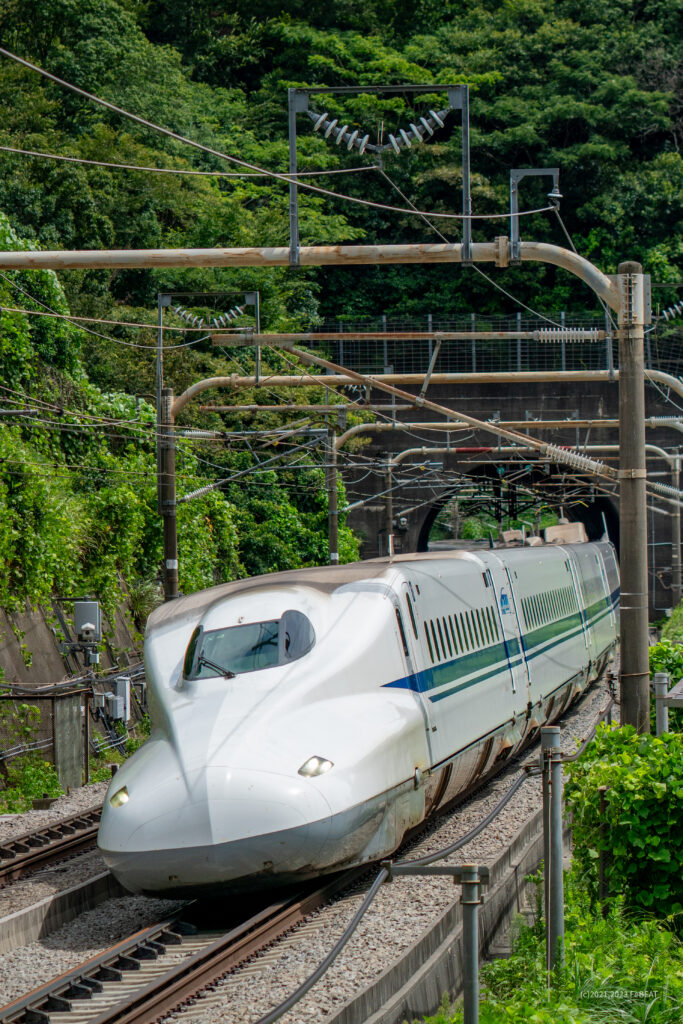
<box><xmin>417</xmin><ymin>870</ymin><xmax>683</xmax><ymax>1024</ymax></box>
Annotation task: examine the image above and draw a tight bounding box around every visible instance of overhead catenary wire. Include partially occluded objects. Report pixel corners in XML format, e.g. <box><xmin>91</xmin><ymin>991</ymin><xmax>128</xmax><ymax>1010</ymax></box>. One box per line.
<box><xmin>0</xmin><ymin>271</ymin><xmax>213</xmax><ymax>351</ymax></box>
<box><xmin>0</xmin><ymin>301</ymin><xmax>221</xmax><ymax>336</ymax></box>
<box><xmin>0</xmin><ymin>143</ymin><xmax>381</xmax><ymax>178</ymax></box>
<box><xmin>0</xmin><ymin>47</ymin><xmax>555</xmax><ymax>224</ymax></box>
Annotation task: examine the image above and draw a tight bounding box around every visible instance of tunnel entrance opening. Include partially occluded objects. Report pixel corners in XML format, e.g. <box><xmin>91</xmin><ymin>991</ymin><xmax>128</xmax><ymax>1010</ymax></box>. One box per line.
<box><xmin>417</xmin><ymin>465</ymin><xmax>620</xmax><ymax>555</ymax></box>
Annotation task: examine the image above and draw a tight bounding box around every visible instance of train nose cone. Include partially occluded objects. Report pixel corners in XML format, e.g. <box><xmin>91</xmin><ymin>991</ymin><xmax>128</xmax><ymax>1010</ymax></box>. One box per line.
<box><xmin>98</xmin><ymin>753</ymin><xmax>332</xmax><ymax>895</ymax></box>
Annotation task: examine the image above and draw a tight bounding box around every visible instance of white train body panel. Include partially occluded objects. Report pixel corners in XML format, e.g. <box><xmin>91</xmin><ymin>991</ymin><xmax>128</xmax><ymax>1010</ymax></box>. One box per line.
<box><xmin>98</xmin><ymin>542</ymin><xmax>618</xmax><ymax>896</ymax></box>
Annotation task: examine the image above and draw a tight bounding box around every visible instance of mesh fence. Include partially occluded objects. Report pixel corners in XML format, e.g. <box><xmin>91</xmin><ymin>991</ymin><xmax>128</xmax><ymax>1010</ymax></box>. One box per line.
<box><xmin>302</xmin><ymin>314</ymin><xmax>683</xmax><ymax>377</ymax></box>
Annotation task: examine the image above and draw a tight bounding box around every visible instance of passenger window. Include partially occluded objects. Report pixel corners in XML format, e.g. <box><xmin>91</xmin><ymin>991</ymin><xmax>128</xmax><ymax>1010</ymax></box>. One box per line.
<box><xmin>406</xmin><ymin>595</ymin><xmax>419</xmax><ymax>639</ymax></box>
<box><xmin>442</xmin><ymin>617</ymin><xmax>453</xmax><ymax>657</ymax></box>
<box><xmin>465</xmin><ymin>611</ymin><xmax>476</xmax><ymax>648</ymax></box>
<box><xmin>437</xmin><ymin>618</ymin><xmax>448</xmax><ymax>658</ymax></box>
<box><xmin>454</xmin><ymin>613</ymin><xmax>464</xmax><ymax>651</ymax></box>
<box><xmin>431</xmin><ymin>620</ymin><xmax>441</xmax><ymax>660</ymax></box>
<box><xmin>459</xmin><ymin>613</ymin><xmax>470</xmax><ymax>651</ymax></box>
<box><xmin>395</xmin><ymin>609</ymin><xmax>410</xmax><ymax>658</ymax></box>
<box><xmin>448</xmin><ymin>615</ymin><xmax>458</xmax><ymax>652</ymax></box>
<box><xmin>424</xmin><ymin>621</ymin><xmax>434</xmax><ymax>663</ymax></box>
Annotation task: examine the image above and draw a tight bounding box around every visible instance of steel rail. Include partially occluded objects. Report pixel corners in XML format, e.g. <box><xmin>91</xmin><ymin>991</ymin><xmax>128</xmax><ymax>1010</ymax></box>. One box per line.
<box><xmin>0</xmin><ymin>808</ymin><xmax>102</xmax><ymax>887</ymax></box>
<box><xmin>0</xmin><ymin>870</ymin><xmax>366</xmax><ymax>1024</ymax></box>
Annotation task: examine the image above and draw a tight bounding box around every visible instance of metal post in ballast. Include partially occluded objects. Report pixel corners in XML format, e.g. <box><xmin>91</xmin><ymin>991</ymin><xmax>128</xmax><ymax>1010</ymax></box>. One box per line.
<box><xmin>654</xmin><ymin>672</ymin><xmax>670</xmax><ymax>736</ymax></box>
<box><xmin>541</xmin><ymin>725</ymin><xmax>564</xmax><ymax>973</ymax></box>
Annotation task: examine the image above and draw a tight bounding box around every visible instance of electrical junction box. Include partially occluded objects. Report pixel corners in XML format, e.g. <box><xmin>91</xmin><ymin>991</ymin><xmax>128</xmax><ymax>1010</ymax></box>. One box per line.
<box><xmin>114</xmin><ymin>676</ymin><xmax>131</xmax><ymax>722</ymax></box>
<box><xmin>74</xmin><ymin>600</ymin><xmax>102</xmax><ymax>642</ymax></box>
<box><xmin>105</xmin><ymin>694</ymin><xmax>125</xmax><ymax>720</ymax></box>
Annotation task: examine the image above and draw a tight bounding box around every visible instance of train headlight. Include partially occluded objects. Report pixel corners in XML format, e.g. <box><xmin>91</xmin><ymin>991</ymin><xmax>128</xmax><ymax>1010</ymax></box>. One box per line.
<box><xmin>298</xmin><ymin>756</ymin><xmax>333</xmax><ymax>777</ymax></box>
<box><xmin>109</xmin><ymin>786</ymin><xmax>129</xmax><ymax>808</ymax></box>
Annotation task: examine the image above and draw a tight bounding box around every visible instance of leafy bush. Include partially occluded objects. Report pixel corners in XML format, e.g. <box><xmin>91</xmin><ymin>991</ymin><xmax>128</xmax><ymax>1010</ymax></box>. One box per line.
<box><xmin>0</xmin><ymin>758</ymin><xmax>63</xmax><ymax>813</ymax></box>
<box><xmin>662</xmin><ymin>605</ymin><xmax>683</xmax><ymax>644</ymax></box>
<box><xmin>649</xmin><ymin>640</ymin><xmax>683</xmax><ymax>731</ymax></box>
<box><xmin>421</xmin><ymin>870</ymin><xmax>683</xmax><ymax>1024</ymax></box>
<box><xmin>565</xmin><ymin>725</ymin><xmax>683</xmax><ymax>918</ymax></box>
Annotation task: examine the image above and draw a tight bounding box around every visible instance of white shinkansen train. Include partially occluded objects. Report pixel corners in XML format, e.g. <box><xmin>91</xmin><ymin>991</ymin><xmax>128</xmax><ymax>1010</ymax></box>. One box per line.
<box><xmin>98</xmin><ymin>539</ymin><xmax>618</xmax><ymax>896</ymax></box>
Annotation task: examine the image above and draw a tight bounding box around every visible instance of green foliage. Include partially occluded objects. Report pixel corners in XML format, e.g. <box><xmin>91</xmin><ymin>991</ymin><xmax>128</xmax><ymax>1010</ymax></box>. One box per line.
<box><xmin>0</xmin><ymin>698</ymin><xmax>64</xmax><ymax>812</ymax></box>
<box><xmin>565</xmin><ymin>725</ymin><xmax>683</xmax><ymax>919</ymax></box>
<box><xmin>662</xmin><ymin>603</ymin><xmax>683</xmax><ymax>644</ymax></box>
<box><xmin>0</xmin><ymin>758</ymin><xmax>63</xmax><ymax>813</ymax></box>
<box><xmin>649</xmin><ymin>640</ymin><xmax>683</xmax><ymax>732</ymax></box>
<box><xmin>421</xmin><ymin>869</ymin><xmax>683</xmax><ymax>1024</ymax></box>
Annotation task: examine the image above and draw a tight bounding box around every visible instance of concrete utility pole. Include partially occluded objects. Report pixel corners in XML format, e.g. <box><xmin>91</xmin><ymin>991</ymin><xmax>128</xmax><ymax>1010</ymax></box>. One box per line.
<box><xmin>159</xmin><ymin>387</ymin><xmax>178</xmax><ymax>600</ymax></box>
<box><xmin>326</xmin><ymin>427</ymin><xmax>339</xmax><ymax>565</ymax></box>
<box><xmin>617</xmin><ymin>262</ymin><xmax>650</xmax><ymax>732</ymax></box>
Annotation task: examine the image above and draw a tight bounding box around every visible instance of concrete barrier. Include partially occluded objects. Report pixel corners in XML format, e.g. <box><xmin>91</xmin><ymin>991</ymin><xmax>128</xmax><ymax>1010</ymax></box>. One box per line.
<box><xmin>0</xmin><ymin>871</ymin><xmax>125</xmax><ymax>952</ymax></box>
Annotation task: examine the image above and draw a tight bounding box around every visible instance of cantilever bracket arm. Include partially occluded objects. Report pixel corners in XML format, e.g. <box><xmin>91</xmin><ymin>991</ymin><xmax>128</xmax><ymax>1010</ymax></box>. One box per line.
<box><xmin>0</xmin><ymin>237</ymin><xmax>619</xmax><ymax>312</ymax></box>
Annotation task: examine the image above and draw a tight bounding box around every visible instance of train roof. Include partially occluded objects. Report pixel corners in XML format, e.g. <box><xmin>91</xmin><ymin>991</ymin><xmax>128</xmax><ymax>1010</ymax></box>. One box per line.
<box><xmin>147</xmin><ymin>540</ymin><xmax>612</xmax><ymax>634</ymax></box>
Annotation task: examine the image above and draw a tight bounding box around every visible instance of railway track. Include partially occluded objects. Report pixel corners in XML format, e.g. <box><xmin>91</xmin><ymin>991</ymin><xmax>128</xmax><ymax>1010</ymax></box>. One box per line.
<box><xmin>0</xmin><ymin>869</ymin><xmax>367</xmax><ymax>1024</ymax></box>
<box><xmin>0</xmin><ymin>809</ymin><xmax>102</xmax><ymax>888</ymax></box>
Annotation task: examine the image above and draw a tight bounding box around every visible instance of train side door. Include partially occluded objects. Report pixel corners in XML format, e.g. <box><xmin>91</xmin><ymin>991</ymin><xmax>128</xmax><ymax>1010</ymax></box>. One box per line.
<box><xmin>487</xmin><ymin>562</ymin><xmax>530</xmax><ymax>712</ymax></box>
<box><xmin>566</xmin><ymin>555</ymin><xmax>591</xmax><ymax>653</ymax></box>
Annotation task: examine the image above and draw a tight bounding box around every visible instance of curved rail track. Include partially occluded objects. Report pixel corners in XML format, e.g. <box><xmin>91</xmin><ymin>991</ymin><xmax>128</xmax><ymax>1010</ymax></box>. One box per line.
<box><xmin>0</xmin><ymin>868</ymin><xmax>367</xmax><ymax>1024</ymax></box>
<box><xmin>0</xmin><ymin>809</ymin><xmax>102</xmax><ymax>888</ymax></box>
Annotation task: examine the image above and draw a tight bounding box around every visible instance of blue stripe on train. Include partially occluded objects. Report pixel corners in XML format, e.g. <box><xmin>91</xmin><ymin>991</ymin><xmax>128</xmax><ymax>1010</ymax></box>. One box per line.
<box><xmin>383</xmin><ymin>586</ymin><xmax>619</xmax><ymax>699</ymax></box>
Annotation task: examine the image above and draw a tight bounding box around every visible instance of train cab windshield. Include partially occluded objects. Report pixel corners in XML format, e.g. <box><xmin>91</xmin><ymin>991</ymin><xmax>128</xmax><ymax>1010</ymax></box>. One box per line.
<box><xmin>183</xmin><ymin>610</ymin><xmax>315</xmax><ymax>679</ymax></box>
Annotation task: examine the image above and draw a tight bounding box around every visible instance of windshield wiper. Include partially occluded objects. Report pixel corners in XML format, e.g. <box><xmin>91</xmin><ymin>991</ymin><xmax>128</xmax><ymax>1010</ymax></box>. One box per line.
<box><xmin>197</xmin><ymin>655</ymin><xmax>236</xmax><ymax>679</ymax></box>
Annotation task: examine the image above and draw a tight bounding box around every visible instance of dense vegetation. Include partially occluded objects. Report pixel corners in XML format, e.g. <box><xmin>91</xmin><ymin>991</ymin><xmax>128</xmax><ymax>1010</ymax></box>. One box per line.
<box><xmin>0</xmin><ymin>0</ymin><xmax>679</xmax><ymax>611</ymax></box>
<box><xmin>421</xmin><ymin>724</ymin><xmax>683</xmax><ymax>1023</ymax></box>
<box><xmin>423</xmin><ymin>868</ymin><xmax>683</xmax><ymax>1023</ymax></box>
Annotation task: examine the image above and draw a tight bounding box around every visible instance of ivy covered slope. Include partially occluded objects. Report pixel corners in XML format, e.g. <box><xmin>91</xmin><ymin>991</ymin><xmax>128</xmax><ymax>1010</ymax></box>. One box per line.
<box><xmin>0</xmin><ymin>212</ymin><xmax>358</xmax><ymax>616</ymax></box>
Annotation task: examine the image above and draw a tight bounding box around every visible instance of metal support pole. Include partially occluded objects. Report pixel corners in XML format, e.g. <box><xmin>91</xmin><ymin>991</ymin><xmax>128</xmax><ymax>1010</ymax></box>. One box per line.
<box><xmin>618</xmin><ymin>262</ymin><xmax>650</xmax><ymax>732</ymax></box>
<box><xmin>156</xmin><ymin>293</ymin><xmax>170</xmax><ymax>516</ymax></box>
<box><xmin>385</xmin><ymin>464</ymin><xmax>394</xmax><ymax>557</ymax></box>
<box><xmin>560</xmin><ymin>310</ymin><xmax>566</xmax><ymax>371</ymax></box>
<box><xmin>460</xmin><ymin>864</ymin><xmax>480</xmax><ymax>1024</ymax></box>
<box><xmin>254</xmin><ymin>291</ymin><xmax>261</xmax><ymax>382</ymax></box>
<box><xmin>287</xmin><ymin>90</ymin><xmax>308</xmax><ymax>267</ymax></box>
<box><xmin>542</xmin><ymin>726</ymin><xmax>564</xmax><ymax>973</ymax></box>
<box><xmin>673</xmin><ymin>452</ymin><xmax>681</xmax><ymax>606</ymax></box>
<box><xmin>327</xmin><ymin>429</ymin><xmax>339</xmax><ymax>565</ymax></box>
<box><xmin>471</xmin><ymin>312</ymin><xmax>476</xmax><ymax>371</ymax></box>
<box><xmin>597</xmin><ymin>785</ymin><xmax>609</xmax><ymax>916</ymax></box>
<box><xmin>460</xmin><ymin>87</ymin><xmax>472</xmax><ymax>264</ymax></box>
<box><xmin>654</xmin><ymin>672</ymin><xmax>670</xmax><ymax>736</ymax></box>
<box><xmin>160</xmin><ymin>387</ymin><xmax>178</xmax><ymax>600</ymax></box>
<box><xmin>516</xmin><ymin>311</ymin><xmax>522</xmax><ymax>371</ymax></box>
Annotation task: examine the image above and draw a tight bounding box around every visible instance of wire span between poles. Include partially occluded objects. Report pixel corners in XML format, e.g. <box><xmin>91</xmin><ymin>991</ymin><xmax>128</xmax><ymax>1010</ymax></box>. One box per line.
<box><xmin>273</xmin><ymin>343</ymin><xmax>618</xmax><ymax>485</ymax></box>
<box><xmin>0</xmin><ymin>47</ymin><xmax>553</xmax><ymax>223</ymax></box>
